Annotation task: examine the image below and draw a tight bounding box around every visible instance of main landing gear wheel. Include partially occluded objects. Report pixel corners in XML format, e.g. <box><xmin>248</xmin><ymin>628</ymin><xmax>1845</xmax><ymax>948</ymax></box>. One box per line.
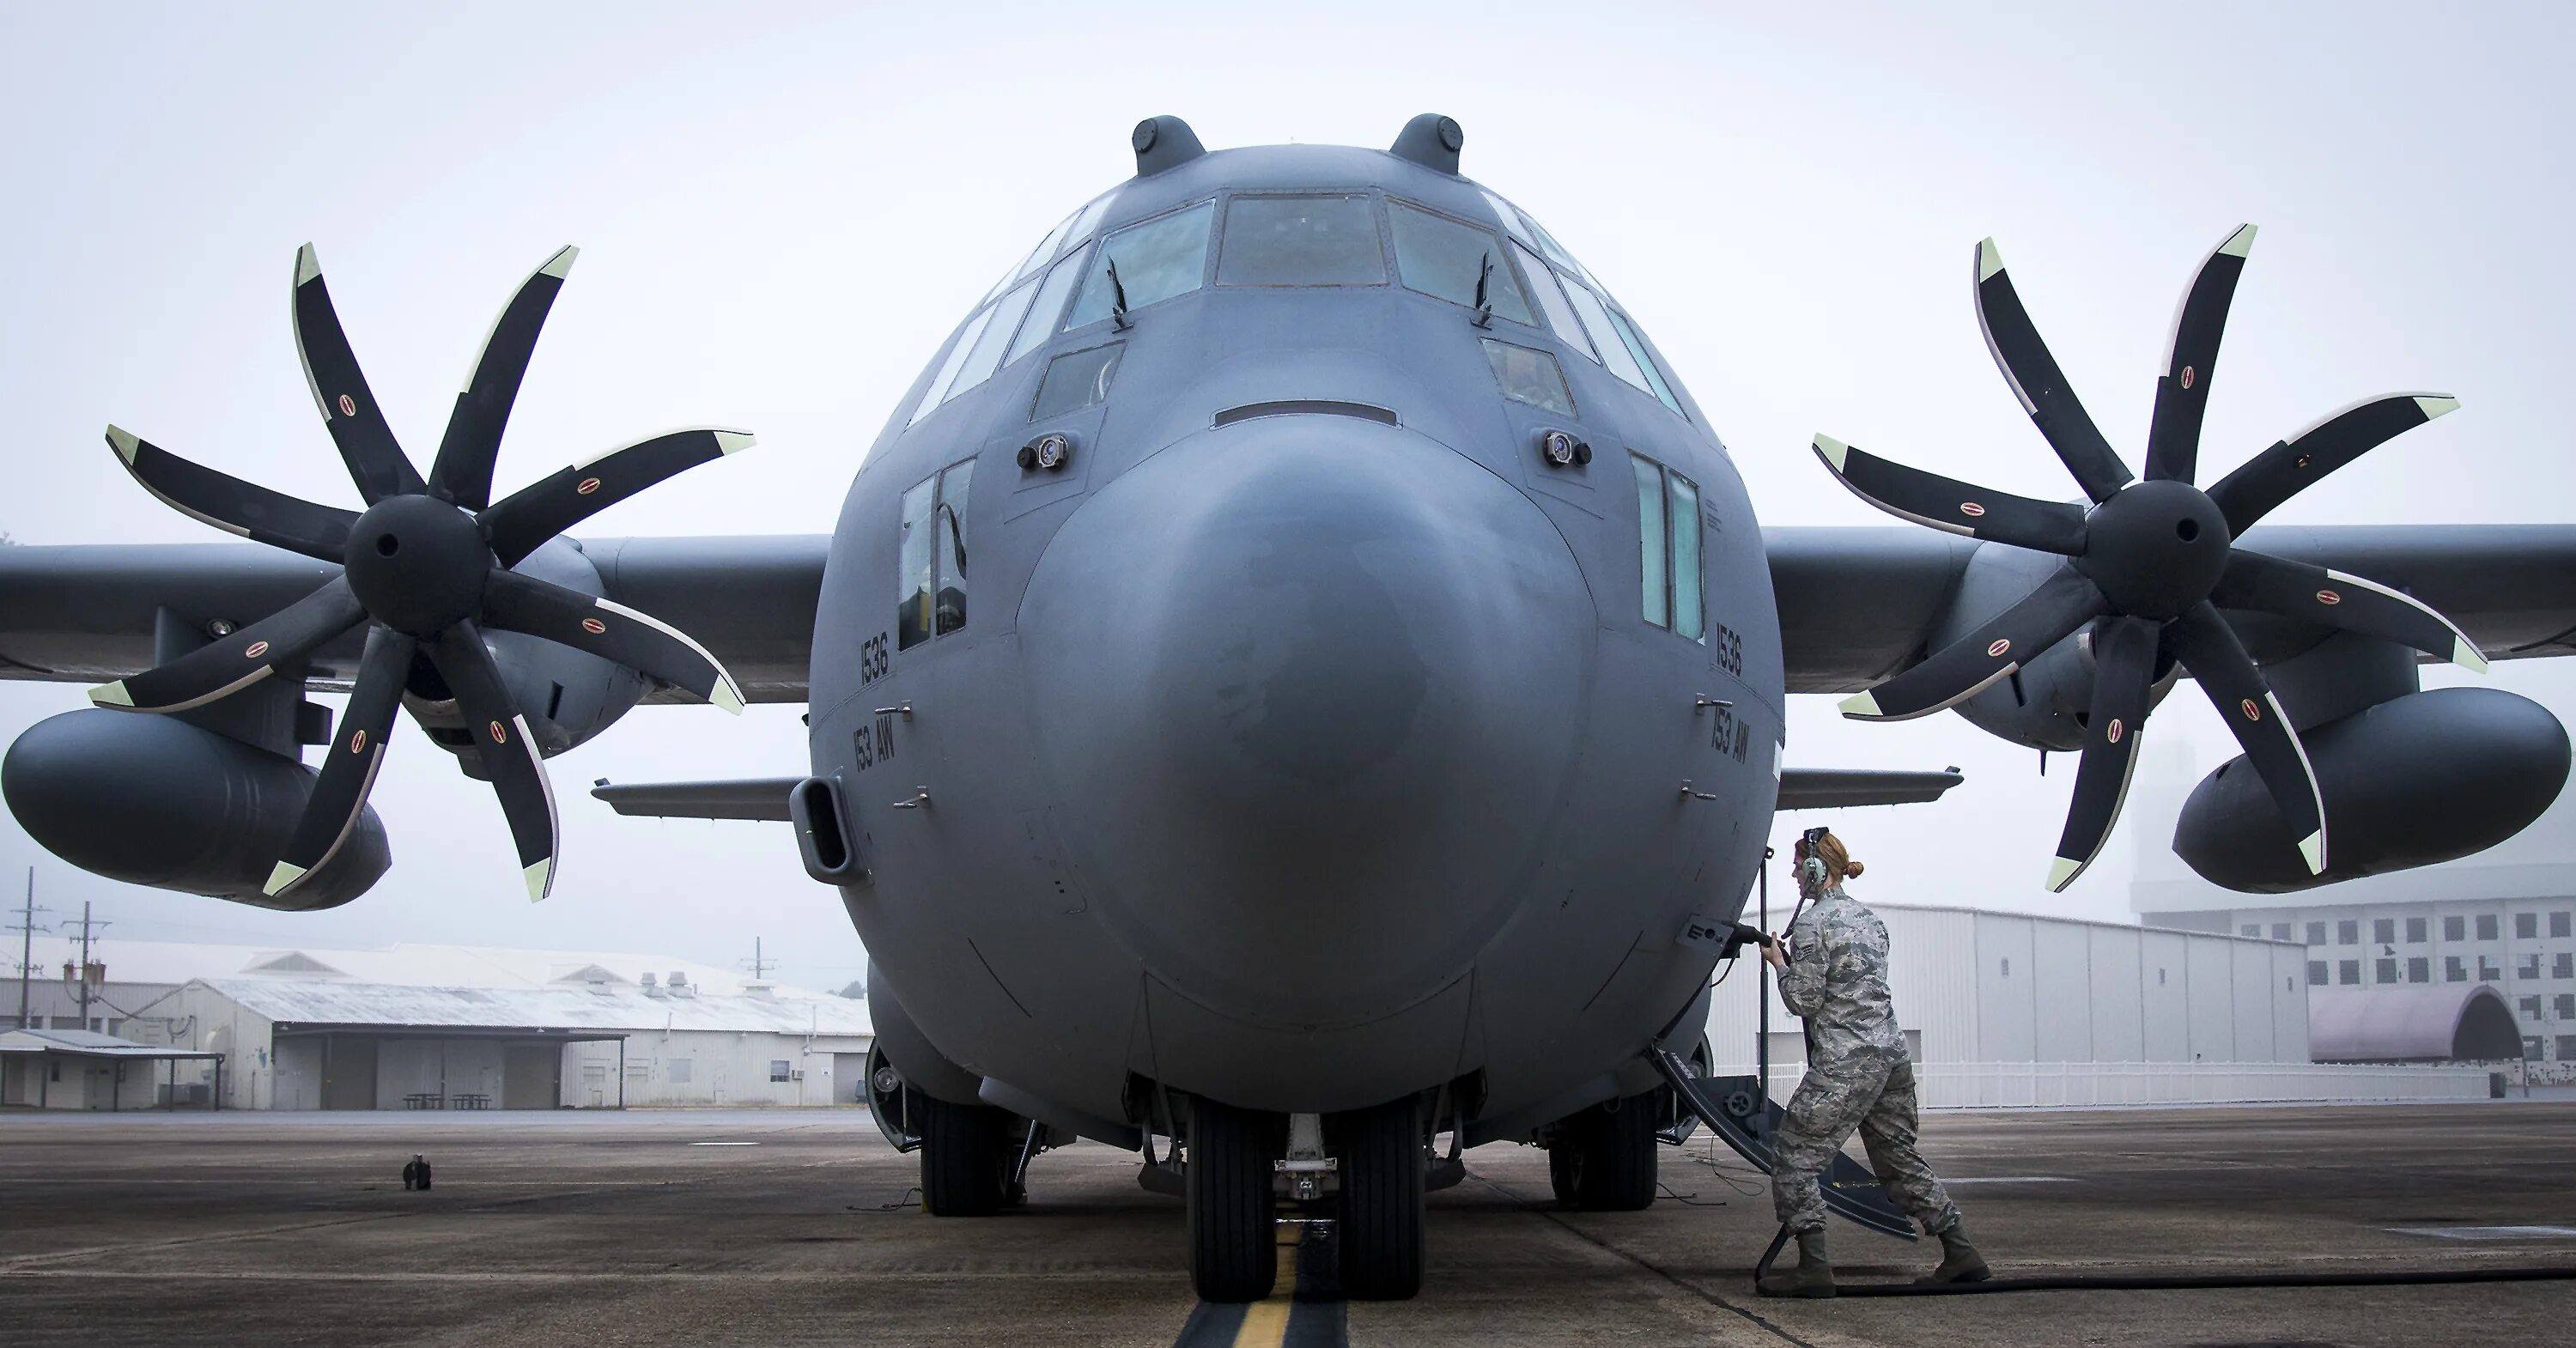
<box><xmin>1334</xmin><ymin>1095</ymin><xmax>1427</xmax><ymax>1300</ymax></box>
<box><xmin>1188</xmin><ymin>1097</ymin><xmax>1280</xmax><ymax>1302</ymax></box>
<box><xmin>1555</xmin><ymin>1093</ymin><xmax>1660</xmax><ymax>1211</ymax></box>
<box><xmin>918</xmin><ymin>1093</ymin><xmax>1012</xmax><ymax>1217</ymax></box>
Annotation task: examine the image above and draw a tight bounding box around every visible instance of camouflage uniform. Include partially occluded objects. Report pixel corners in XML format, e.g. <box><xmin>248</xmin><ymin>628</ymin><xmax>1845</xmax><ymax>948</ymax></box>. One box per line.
<box><xmin>1770</xmin><ymin>883</ymin><xmax>1961</xmax><ymax>1236</ymax></box>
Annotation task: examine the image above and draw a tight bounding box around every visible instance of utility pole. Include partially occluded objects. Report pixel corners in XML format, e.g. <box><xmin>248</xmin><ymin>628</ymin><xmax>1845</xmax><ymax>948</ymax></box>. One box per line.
<box><xmin>73</xmin><ymin>902</ymin><xmax>107</xmax><ymax>1031</ymax></box>
<box><xmin>745</xmin><ymin>938</ymin><xmax>777</xmax><ymax>981</ymax></box>
<box><xmin>11</xmin><ymin>868</ymin><xmax>51</xmax><ymax>1031</ymax></box>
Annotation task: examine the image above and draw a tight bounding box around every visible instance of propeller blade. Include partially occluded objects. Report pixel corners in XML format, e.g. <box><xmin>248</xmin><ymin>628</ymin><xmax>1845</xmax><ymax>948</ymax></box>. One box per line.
<box><xmin>480</xmin><ymin>569</ymin><xmax>746</xmax><ymax>713</ymax></box>
<box><xmin>2045</xmin><ymin>616</ymin><xmax>2159</xmax><ymax>892</ymax></box>
<box><xmin>1971</xmin><ymin>238</ymin><xmax>2135</xmax><ymax>504</ymax></box>
<box><xmin>1812</xmin><ymin>434</ymin><xmax>2088</xmax><ymax>554</ymax></box>
<box><xmin>428</xmin><ymin>623</ymin><xmax>560</xmax><ymax>902</ymax></box>
<box><xmin>2142</xmin><ymin>224</ymin><xmax>2257</xmax><ymax>485</ymax></box>
<box><xmin>290</xmin><ymin>244</ymin><xmax>427</xmax><ymax>503</ymax></box>
<box><xmin>428</xmin><ymin>246</ymin><xmax>579</xmax><ymax>512</ymax></box>
<box><xmin>104</xmin><ymin>426</ymin><xmax>356</xmax><ymax>562</ymax></box>
<box><xmin>480</xmin><ymin>428</ymin><xmax>755</xmax><ymax>568</ymax></box>
<box><xmin>2166</xmin><ymin>601</ymin><xmax>2328</xmax><ymax>875</ymax></box>
<box><xmin>2203</xmin><ymin>393</ymin><xmax>2459</xmax><ymax>535</ymax></box>
<box><xmin>2210</xmin><ymin>549</ymin><xmax>2488</xmax><ymax>671</ymax></box>
<box><xmin>264</xmin><ymin>625</ymin><xmax>416</xmax><ymax>898</ymax></box>
<box><xmin>1839</xmin><ymin>565</ymin><xmax>2109</xmax><ymax>722</ymax></box>
<box><xmin>88</xmin><ymin>576</ymin><xmax>365</xmax><ymax>713</ymax></box>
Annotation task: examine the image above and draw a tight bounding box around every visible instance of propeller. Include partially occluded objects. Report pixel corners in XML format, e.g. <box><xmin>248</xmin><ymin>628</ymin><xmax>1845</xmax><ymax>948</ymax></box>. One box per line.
<box><xmin>91</xmin><ymin>244</ymin><xmax>752</xmax><ymax>903</ymax></box>
<box><xmin>1816</xmin><ymin>226</ymin><xmax>2482</xmax><ymax>892</ymax></box>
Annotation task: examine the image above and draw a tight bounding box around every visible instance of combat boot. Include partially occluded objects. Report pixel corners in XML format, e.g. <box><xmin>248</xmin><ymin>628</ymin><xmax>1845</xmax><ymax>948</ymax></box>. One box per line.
<box><xmin>1757</xmin><ymin>1230</ymin><xmax>1836</xmax><ymax>1298</ymax></box>
<box><xmin>1919</xmin><ymin>1221</ymin><xmax>1990</xmax><ymax>1284</ymax></box>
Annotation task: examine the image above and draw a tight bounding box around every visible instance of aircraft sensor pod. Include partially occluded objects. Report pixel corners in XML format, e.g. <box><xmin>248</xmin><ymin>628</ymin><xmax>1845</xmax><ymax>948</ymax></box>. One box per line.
<box><xmin>1018</xmin><ymin>433</ymin><xmax>1072</xmax><ymax>472</ymax></box>
<box><xmin>1537</xmin><ymin>428</ymin><xmax>1591</xmax><ymax>467</ymax></box>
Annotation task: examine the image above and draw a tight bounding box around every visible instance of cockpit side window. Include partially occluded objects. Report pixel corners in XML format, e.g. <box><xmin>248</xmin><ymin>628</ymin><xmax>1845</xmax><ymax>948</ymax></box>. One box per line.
<box><xmin>1031</xmin><ymin>343</ymin><xmax>1122</xmax><ymax>422</ymax></box>
<box><xmin>1511</xmin><ymin>240</ymin><xmax>1594</xmax><ymax>361</ymax></box>
<box><xmin>1388</xmin><ymin>199</ymin><xmax>1532</xmax><ymax>325</ymax></box>
<box><xmin>1631</xmin><ymin>453</ymin><xmax>1704</xmax><ymax>641</ymax></box>
<box><xmin>896</xmin><ymin>460</ymin><xmax>976</xmax><ymax>652</ymax></box>
<box><xmin>1008</xmin><ymin>244</ymin><xmax>1091</xmax><ymax>367</ymax></box>
<box><xmin>1480</xmin><ymin>187</ymin><xmax>1690</xmax><ymax>421</ymax></box>
<box><xmin>1481</xmin><ymin>338</ymin><xmax>1575</xmax><ymax>416</ymax></box>
<box><xmin>908</xmin><ymin>307</ymin><xmax>998</xmax><ymax>427</ymax></box>
<box><xmin>1216</xmin><ymin>193</ymin><xmax>1385</xmax><ymax>286</ymax></box>
<box><xmin>1066</xmin><ymin>200</ymin><xmax>1216</xmax><ymax>330</ymax></box>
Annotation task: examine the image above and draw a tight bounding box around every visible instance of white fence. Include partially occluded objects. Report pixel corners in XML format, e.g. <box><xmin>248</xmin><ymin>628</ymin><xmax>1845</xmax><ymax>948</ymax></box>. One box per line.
<box><xmin>1710</xmin><ymin>1060</ymin><xmax>2493</xmax><ymax>1108</ymax></box>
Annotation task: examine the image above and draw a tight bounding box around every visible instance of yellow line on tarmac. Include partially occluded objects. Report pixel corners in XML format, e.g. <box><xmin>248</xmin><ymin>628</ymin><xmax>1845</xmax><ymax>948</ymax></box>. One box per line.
<box><xmin>1229</xmin><ymin>1222</ymin><xmax>1303</xmax><ymax>1348</ymax></box>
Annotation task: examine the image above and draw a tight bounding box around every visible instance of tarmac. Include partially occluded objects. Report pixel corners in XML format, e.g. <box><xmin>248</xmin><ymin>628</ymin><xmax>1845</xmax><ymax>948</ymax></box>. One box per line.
<box><xmin>3</xmin><ymin>1101</ymin><xmax>2573</xmax><ymax>1346</ymax></box>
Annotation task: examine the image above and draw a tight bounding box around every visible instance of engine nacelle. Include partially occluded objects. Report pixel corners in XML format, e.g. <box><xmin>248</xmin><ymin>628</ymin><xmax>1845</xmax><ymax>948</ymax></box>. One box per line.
<box><xmin>416</xmin><ymin>541</ymin><xmax>646</xmax><ymax>762</ymax></box>
<box><xmin>2175</xmin><ymin>686</ymin><xmax>2570</xmax><ymax>893</ymax></box>
<box><xmin>2</xmin><ymin>708</ymin><xmax>390</xmax><ymax>910</ymax></box>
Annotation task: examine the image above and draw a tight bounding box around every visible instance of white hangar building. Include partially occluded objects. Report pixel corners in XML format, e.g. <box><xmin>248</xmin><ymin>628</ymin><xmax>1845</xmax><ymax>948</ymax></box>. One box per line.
<box><xmin>83</xmin><ymin>942</ymin><xmax>872</xmax><ymax>1112</ymax></box>
<box><xmin>1703</xmin><ymin>904</ymin><xmax>2487</xmax><ymax>1107</ymax></box>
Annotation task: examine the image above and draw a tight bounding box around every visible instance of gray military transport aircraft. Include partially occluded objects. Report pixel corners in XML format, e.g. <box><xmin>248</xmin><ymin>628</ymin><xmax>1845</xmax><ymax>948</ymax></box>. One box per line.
<box><xmin>5</xmin><ymin>113</ymin><xmax>2573</xmax><ymax>1302</ymax></box>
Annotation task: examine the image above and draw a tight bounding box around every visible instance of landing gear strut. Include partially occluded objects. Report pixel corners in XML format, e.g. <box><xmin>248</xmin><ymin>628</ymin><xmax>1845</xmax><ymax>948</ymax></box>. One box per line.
<box><xmin>1547</xmin><ymin>1091</ymin><xmax>1659</xmax><ymax>1211</ymax></box>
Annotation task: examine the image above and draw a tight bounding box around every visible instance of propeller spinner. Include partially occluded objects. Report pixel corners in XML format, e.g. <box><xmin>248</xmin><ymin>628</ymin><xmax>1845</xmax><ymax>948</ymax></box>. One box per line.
<box><xmin>1817</xmin><ymin>226</ymin><xmax>2484</xmax><ymax>892</ymax></box>
<box><xmin>89</xmin><ymin>244</ymin><xmax>751</xmax><ymax>902</ymax></box>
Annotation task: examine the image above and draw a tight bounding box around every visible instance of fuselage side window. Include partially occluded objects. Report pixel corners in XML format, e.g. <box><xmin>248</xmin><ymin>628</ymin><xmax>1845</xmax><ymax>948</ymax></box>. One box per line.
<box><xmin>1631</xmin><ymin>453</ymin><xmax>1704</xmax><ymax>641</ymax></box>
<box><xmin>1216</xmin><ymin>193</ymin><xmax>1385</xmax><ymax>287</ymax></box>
<box><xmin>1008</xmin><ymin>244</ymin><xmax>1091</xmax><ymax>367</ymax></box>
<box><xmin>1480</xmin><ymin>338</ymin><xmax>1575</xmax><ymax>416</ymax></box>
<box><xmin>1512</xmin><ymin>240</ymin><xmax>1595</xmax><ymax>361</ymax></box>
<box><xmin>1066</xmin><ymin>199</ymin><xmax>1216</xmax><ymax>331</ymax></box>
<box><xmin>896</xmin><ymin>460</ymin><xmax>977</xmax><ymax>650</ymax></box>
<box><xmin>1031</xmin><ymin>343</ymin><xmax>1123</xmax><ymax>422</ymax></box>
<box><xmin>896</xmin><ymin>477</ymin><xmax>938</xmax><ymax>650</ymax></box>
<box><xmin>1388</xmin><ymin>199</ymin><xmax>1532</xmax><ymax>324</ymax></box>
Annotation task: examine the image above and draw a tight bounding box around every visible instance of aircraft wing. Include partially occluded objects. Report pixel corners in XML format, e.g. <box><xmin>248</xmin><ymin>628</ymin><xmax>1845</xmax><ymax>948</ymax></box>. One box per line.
<box><xmin>0</xmin><ymin>535</ymin><xmax>827</xmax><ymax>703</ymax></box>
<box><xmin>1770</xmin><ymin>524</ymin><xmax>2576</xmax><ymax>694</ymax></box>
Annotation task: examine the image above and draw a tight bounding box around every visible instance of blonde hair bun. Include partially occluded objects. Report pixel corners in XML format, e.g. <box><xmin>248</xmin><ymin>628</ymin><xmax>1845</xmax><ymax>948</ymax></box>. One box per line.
<box><xmin>1814</xmin><ymin>830</ymin><xmax>1862</xmax><ymax>881</ymax></box>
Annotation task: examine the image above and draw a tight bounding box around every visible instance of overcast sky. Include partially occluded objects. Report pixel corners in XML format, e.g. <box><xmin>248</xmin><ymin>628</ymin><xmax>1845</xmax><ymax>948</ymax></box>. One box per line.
<box><xmin>3</xmin><ymin>3</ymin><xmax>2571</xmax><ymax>990</ymax></box>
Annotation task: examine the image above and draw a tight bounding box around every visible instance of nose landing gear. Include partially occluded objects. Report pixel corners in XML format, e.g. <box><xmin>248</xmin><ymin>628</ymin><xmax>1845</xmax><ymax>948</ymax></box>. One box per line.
<box><xmin>1182</xmin><ymin>1095</ymin><xmax>1433</xmax><ymax>1302</ymax></box>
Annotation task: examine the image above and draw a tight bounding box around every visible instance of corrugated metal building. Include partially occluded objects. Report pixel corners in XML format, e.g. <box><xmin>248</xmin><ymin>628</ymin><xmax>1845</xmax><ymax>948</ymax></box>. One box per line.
<box><xmin>66</xmin><ymin>942</ymin><xmax>873</xmax><ymax>1111</ymax></box>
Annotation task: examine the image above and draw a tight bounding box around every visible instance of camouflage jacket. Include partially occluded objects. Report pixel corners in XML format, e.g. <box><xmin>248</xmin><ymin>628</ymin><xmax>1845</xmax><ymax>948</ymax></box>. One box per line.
<box><xmin>1778</xmin><ymin>886</ymin><xmax>1906</xmax><ymax>1067</ymax></box>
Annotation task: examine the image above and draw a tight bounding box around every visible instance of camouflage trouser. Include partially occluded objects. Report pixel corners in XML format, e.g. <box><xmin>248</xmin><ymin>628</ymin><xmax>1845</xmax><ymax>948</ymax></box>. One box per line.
<box><xmin>1771</xmin><ymin>1055</ymin><xmax>1960</xmax><ymax>1236</ymax></box>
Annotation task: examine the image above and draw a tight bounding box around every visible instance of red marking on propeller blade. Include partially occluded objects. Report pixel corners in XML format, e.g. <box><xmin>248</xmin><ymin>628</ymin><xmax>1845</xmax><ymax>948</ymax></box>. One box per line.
<box><xmin>337</xmin><ymin>394</ymin><xmax>356</xmax><ymax>417</ymax></box>
<box><xmin>2317</xmin><ymin>590</ymin><xmax>2342</xmax><ymax>606</ymax></box>
<box><xmin>489</xmin><ymin>721</ymin><xmax>507</xmax><ymax>744</ymax></box>
<box><xmin>580</xmin><ymin>617</ymin><xmax>606</xmax><ymax>635</ymax></box>
<box><xmin>2241</xmin><ymin>699</ymin><xmax>2262</xmax><ymax>721</ymax></box>
<box><xmin>1959</xmin><ymin>501</ymin><xmax>1987</xmax><ymax>518</ymax></box>
<box><xmin>243</xmin><ymin>641</ymin><xmax>270</xmax><ymax>659</ymax></box>
<box><xmin>2180</xmin><ymin>367</ymin><xmax>2196</xmax><ymax>391</ymax></box>
<box><xmin>349</xmin><ymin>729</ymin><xmax>368</xmax><ymax>753</ymax></box>
<box><xmin>1987</xmin><ymin>638</ymin><xmax>2012</xmax><ymax>659</ymax></box>
<box><xmin>575</xmin><ymin>477</ymin><xmax>602</xmax><ymax>495</ymax></box>
<box><xmin>2107</xmin><ymin>719</ymin><xmax>2124</xmax><ymax>744</ymax></box>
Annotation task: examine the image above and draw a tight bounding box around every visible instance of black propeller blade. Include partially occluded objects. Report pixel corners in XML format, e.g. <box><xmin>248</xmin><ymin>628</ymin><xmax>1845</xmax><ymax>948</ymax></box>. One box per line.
<box><xmin>1824</xmin><ymin>225</ymin><xmax>2478</xmax><ymax>890</ymax></box>
<box><xmin>92</xmin><ymin>242</ymin><xmax>751</xmax><ymax>904</ymax></box>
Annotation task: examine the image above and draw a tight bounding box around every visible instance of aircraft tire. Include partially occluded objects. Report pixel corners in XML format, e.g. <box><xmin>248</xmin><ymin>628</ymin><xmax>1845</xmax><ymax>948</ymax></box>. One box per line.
<box><xmin>1546</xmin><ymin>1140</ymin><xmax>1578</xmax><ymax>1206</ymax></box>
<box><xmin>1188</xmin><ymin>1097</ymin><xmax>1279</xmax><ymax>1302</ymax></box>
<box><xmin>919</xmin><ymin>1093</ymin><xmax>1010</xmax><ymax>1216</ymax></box>
<box><xmin>1334</xmin><ymin>1095</ymin><xmax>1426</xmax><ymax>1300</ymax></box>
<box><xmin>1568</xmin><ymin>1093</ymin><xmax>1659</xmax><ymax>1211</ymax></box>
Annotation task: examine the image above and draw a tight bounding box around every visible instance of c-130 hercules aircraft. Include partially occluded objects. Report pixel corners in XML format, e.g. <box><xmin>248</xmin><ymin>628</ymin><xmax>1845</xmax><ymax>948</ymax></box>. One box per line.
<box><xmin>4</xmin><ymin>113</ymin><xmax>2573</xmax><ymax>1302</ymax></box>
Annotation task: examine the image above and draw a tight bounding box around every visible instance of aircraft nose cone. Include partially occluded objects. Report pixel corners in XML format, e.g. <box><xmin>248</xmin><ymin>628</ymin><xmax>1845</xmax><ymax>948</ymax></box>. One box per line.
<box><xmin>1019</xmin><ymin>417</ymin><xmax>1594</xmax><ymax>1026</ymax></box>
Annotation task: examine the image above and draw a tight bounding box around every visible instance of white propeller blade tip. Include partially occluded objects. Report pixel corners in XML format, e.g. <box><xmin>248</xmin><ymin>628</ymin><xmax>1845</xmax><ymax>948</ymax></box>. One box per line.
<box><xmin>541</xmin><ymin>246</ymin><xmax>580</xmax><ymax>279</ymax></box>
<box><xmin>88</xmin><ymin>681</ymin><xmax>135</xmax><ymax>708</ymax></box>
<box><xmin>1976</xmin><ymin>238</ymin><xmax>2005</xmax><ymax>282</ymax></box>
<box><xmin>2219</xmin><ymin>224</ymin><xmax>2258</xmax><ymax>258</ymax></box>
<box><xmin>1838</xmin><ymin>690</ymin><xmax>1882</xmax><ymax>720</ymax></box>
<box><xmin>105</xmin><ymin>426</ymin><xmax>141</xmax><ymax>464</ymax></box>
<box><xmin>525</xmin><ymin>859</ymin><xmax>555</xmax><ymax>903</ymax></box>
<box><xmin>1812</xmin><ymin>434</ymin><xmax>1850</xmax><ymax>473</ymax></box>
<box><xmin>2415</xmin><ymin>395</ymin><xmax>2461</xmax><ymax>421</ymax></box>
<box><xmin>712</xmin><ymin>679</ymin><xmax>746</xmax><ymax>715</ymax></box>
<box><xmin>263</xmin><ymin>862</ymin><xmax>307</xmax><ymax>897</ymax></box>
<box><xmin>2297</xmin><ymin>831</ymin><xmax>2328</xmax><ymax>875</ymax></box>
<box><xmin>714</xmin><ymin>430</ymin><xmax>756</xmax><ymax>455</ymax></box>
<box><xmin>295</xmin><ymin>243</ymin><xmax>321</xmax><ymax>286</ymax></box>
<box><xmin>2044</xmin><ymin>856</ymin><xmax>2082</xmax><ymax>893</ymax></box>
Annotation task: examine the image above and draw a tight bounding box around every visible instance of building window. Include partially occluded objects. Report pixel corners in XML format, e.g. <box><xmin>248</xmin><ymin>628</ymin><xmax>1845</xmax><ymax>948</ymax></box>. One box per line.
<box><xmin>2559</xmin><ymin>1035</ymin><xmax>2576</xmax><ymax>1060</ymax></box>
<box><xmin>2445</xmin><ymin>915</ymin><xmax>2466</xmax><ymax>942</ymax></box>
<box><xmin>2554</xmin><ymin>911</ymin><xmax>2572</xmax><ymax>938</ymax></box>
<box><xmin>895</xmin><ymin>460</ymin><xmax>976</xmax><ymax>652</ymax></box>
<box><xmin>2307</xmin><ymin>961</ymin><xmax>2329</xmax><ymax>987</ymax></box>
<box><xmin>2519</xmin><ymin>954</ymin><xmax>2543</xmax><ymax>980</ymax></box>
<box><xmin>1629</xmin><ymin>455</ymin><xmax>1704</xmax><ymax>641</ymax></box>
<box><xmin>2517</xmin><ymin>913</ymin><xmax>2540</xmax><ymax>940</ymax></box>
<box><xmin>2306</xmin><ymin>921</ymin><xmax>2327</xmax><ymax>946</ymax></box>
<box><xmin>2555</xmin><ymin>954</ymin><xmax>2573</xmax><ymax>980</ymax></box>
<box><xmin>2338</xmin><ymin>960</ymin><xmax>2360</xmax><ymax>986</ymax></box>
<box><xmin>2373</xmin><ymin>918</ymin><xmax>2396</xmax><ymax>944</ymax></box>
<box><xmin>2406</xmin><ymin>917</ymin><xmax>2427</xmax><ymax>944</ymax></box>
<box><xmin>2556</xmin><ymin>994</ymin><xmax>2576</xmax><ymax>1021</ymax></box>
<box><xmin>2477</xmin><ymin>914</ymin><xmax>2500</xmax><ymax>941</ymax></box>
<box><xmin>2527</xmin><ymin>1036</ymin><xmax>2547</xmax><ymax>1062</ymax></box>
<box><xmin>2271</xmin><ymin>922</ymin><xmax>2292</xmax><ymax>942</ymax></box>
<box><xmin>2408</xmin><ymin>956</ymin><xmax>2429</xmax><ymax>984</ymax></box>
<box><xmin>2481</xmin><ymin>956</ymin><xmax>2503</xmax><ymax>982</ymax></box>
<box><xmin>769</xmin><ymin>1060</ymin><xmax>793</xmax><ymax>1083</ymax></box>
<box><xmin>2240</xmin><ymin>924</ymin><xmax>2262</xmax><ymax>938</ymax></box>
<box><xmin>2337</xmin><ymin>920</ymin><xmax>2359</xmax><ymax>945</ymax></box>
<box><xmin>2446</xmin><ymin>956</ymin><xmax>2467</xmax><ymax>982</ymax></box>
<box><xmin>2375</xmin><ymin>957</ymin><xmax>2397</xmax><ymax>984</ymax></box>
